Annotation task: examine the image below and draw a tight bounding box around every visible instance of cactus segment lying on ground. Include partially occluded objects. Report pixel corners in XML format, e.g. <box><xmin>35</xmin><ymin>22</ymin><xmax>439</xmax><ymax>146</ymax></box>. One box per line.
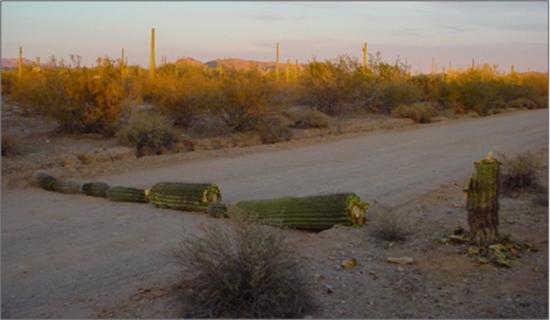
<box><xmin>106</xmin><ymin>186</ymin><xmax>148</xmax><ymax>203</ymax></box>
<box><xmin>234</xmin><ymin>193</ymin><xmax>369</xmax><ymax>231</ymax></box>
<box><xmin>52</xmin><ymin>180</ymin><xmax>81</xmax><ymax>194</ymax></box>
<box><xmin>82</xmin><ymin>182</ymin><xmax>110</xmax><ymax>197</ymax></box>
<box><xmin>148</xmin><ymin>182</ymin><xmax>222</xmax><ymax>212</ymax></box>
<box><xmin>35</xmin><ymin>172</ymin><xmax>58</xmax><ymax>191</ymax></box>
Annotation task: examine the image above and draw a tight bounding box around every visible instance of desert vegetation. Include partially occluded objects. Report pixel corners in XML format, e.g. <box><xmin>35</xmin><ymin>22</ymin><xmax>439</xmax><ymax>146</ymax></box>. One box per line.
<box><xmin>2</xmin><ymin>51</ymin><xmax>548</xmax><ymax>156</ymax></box>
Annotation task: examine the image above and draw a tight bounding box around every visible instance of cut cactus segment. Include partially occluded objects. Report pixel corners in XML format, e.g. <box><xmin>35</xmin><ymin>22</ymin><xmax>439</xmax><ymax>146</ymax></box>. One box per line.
<box><xmin>106</xmin><ymin>186</ymin><xmax>148</xmax><ymax>203</ymax></box>
<box><xmin>149</xmin><ymin>182</ymin><xmax>222</xmax><ymax>212</ymax></box>
<box><xmin>234</xmin><ymin>193</ymin><xmax>368</xmax><ymax>231</ymax></box>
<box><xmin>52</xmin><ymin>180</ymin><xmax>81</xmax><ymax>194</ymax></box>
<box><xmin>35</xmin><ymin>172</ymin><xmax>58</xmax><ymax>191</ymax></box>
<box><xmin>82</xmin><ymin>182</ymin><xmax>110</xmax><ymax>197</ymax></box>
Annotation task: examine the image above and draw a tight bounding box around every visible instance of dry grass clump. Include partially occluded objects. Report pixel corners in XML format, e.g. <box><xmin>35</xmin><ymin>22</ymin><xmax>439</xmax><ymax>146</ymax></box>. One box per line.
<box><xmin>500</xmin><ymin>152</ymin><xmax>541</xmax><ymax>193</ymax></box>
<box><xmin>2</xmin><ymin>134</ymin><xmax>21</xmax><ymax>156</ymax></box>
<box><xmin>174</xmin><ymin>221</ymin><xmax>313</xmax><ymax>318</ymax></box>
<box><xmin>391</xmin><ymin>102</ymin><xmax>435</xmax><ymax>123</ymax></box>
<box><xmin>117</xmin><ymin>109</ymin><xmax>178</xmax><ymax>156</ymax></box>
<box><xmin>287</xmin><ymin>109</ymin><xmax>331</xmax><ymax>129</ymax></box>
<box><xmin>371</xmin><ymin>214</ymin><xmax>409</xmax><ymax>243</ymax></box>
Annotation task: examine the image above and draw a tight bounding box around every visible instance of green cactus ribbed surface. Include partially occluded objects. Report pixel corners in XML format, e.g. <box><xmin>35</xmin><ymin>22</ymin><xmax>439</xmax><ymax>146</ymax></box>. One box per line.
<box><xmin>82</xmin><ymin>182</ymin><xmax>110</xmax><ymax>197</ymax></box>
<box><xmin>106</xmin><ymin>186</ymin><xmax>148</xmax><ymax>203</ymax></box>
<box><xmin>52</xmin><ymin>180</ymin><xmax>81</xmax><ymax>194</ymax></box>
<box><xmin>234</xmin><ymin>193</ymin><xmax>368</xmax><ymax>231</ymax></box>
<box><xmin>149</xmin><ymin>182</ymin><xmax>222</xmax><ymax>213</ymax></box>
<box><xmin>35</xmin><ymin>172</ymin><xmax>58</xmax><ymax>191</ymax></box>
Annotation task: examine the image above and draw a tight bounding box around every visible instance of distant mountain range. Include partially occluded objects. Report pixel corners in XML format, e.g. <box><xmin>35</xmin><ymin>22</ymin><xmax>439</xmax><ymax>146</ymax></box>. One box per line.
<box><xmin>2</xmin><ymin>56</ymin><xmax>304</xmax><ymax>71</ymax></box>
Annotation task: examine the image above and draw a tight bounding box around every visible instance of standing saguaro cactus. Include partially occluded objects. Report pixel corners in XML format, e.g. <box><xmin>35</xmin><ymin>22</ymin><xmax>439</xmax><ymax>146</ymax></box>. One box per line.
<box><xmin>285</xmin><ymin>59</ymin><xmax>290</xmax><ymax>83</ymax></box>
<box><xmin>18</xmin><ymin>46</ymin><xmax>23</xmax><ymax>78</ymax></box>
<box><xmin>275</xmin><ymin>42</ymin><xmax>280</xmax><ymax>81</ymax></box>
<box><xmin>120</xmin><ymin>48</ymin><xmax>126</xmax><ymax>76</ymax></box>
<box><xmin>149</xmin><ymin>27</ymin><xmax>156</xmax><ymax>79</ymax></box>
<box><xmin>465</xmin><ymin>152</ymin><xmax>500</xmax><ymax>245</ymax></box>
<box><xmin>362</xmin><ymin>42</ymin><xmax>368</xmax><ymax>69</ymax></box>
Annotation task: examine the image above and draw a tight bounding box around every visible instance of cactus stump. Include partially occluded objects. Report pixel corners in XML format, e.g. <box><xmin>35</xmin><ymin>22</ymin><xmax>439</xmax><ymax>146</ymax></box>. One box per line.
<box><xmin>465</xmin><ymin>153</ymin><xmax>500</xmax><ymax>245</ymax></box>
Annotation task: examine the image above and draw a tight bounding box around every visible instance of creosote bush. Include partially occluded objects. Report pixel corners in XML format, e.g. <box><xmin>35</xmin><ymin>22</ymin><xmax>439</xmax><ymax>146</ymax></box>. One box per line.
<box><xmin>391</xmin><ymin>102</ymin><xmax>435</xmax><ymax>123</ymax></box>
<box><xmin>500</xmin><ymin>152</ymin><xmax>541</xmax><ymax>193</ymax></box>
<box><xmin>256</xmin><ymin>115</ymin><xmax>293</xmax><ymax>144</ymax></box>
<box><xmin>286</xmin><ymin>108</ymin><xmax>331</xmax><ymax>129</ymax></box>
<box><xmin>175</xmin><ymin>221</ymin><xmax>313</xmax><ymax>318</ymax></box>
<box><xmin>117</xmin><ymin>109</ymin><xmax>178</xmax><ymax>156</ymax></box>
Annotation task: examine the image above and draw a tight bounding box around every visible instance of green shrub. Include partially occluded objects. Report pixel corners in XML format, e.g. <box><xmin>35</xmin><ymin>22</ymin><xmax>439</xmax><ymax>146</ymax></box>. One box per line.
<box><xmin>256</xmin><ymin>115</ymin><xmax>293</xmax><ymax>144</ymax></box>
<box><xmin>391</xmin><ymin>102</ymin><xmax>435</xmax><ymax>123</ymax></box>
<box><xmin>175</xmin><ymin>222</ymin><xmax>313</xmax><ymax>318</ymax></box>
<box><xmin>117</xmin><ymin>109</ymin><xmax>178</xmax><ymax>156</ymax></box>
<box><xmin>533</xmin><ymin>96</ymin><xmax>549</xmax><ymax>109</ymax></box>
<box><xmin>286</xmin><ymin>109</ymin><xmax>330</xmax><ymax>129</ymax></box>
<box><xmin>500</xmin><ymin>152</ymin><xmax>541</xmax><ymax>193</ymax></box>
<box><xmin>507</xmin><ymin>98</ymin><xmax>537</xmax><ymax>110</ymax></box>
<box><xmin>378</xmin><ymin>80</ymin><xmax>423</xmax><ymax>113</ymax></box>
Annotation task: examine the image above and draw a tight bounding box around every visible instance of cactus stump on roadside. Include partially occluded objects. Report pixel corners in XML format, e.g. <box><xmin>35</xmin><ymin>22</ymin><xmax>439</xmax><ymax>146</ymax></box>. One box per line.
<box><xmin>465</xmin><ymin>152</ymin><xmax>500</xmax><ymax>245</ymax></box>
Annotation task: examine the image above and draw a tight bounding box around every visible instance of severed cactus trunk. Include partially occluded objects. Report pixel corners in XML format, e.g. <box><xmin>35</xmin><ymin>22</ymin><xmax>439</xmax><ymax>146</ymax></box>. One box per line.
<box><xmin>106</xmin><ymin>186</ymin><xmax>148</xmax><ymax>203</ymax></box>
<box><xmin>465</xmin><ymin>153</ymin><xmax>500</xmax><ymax>245</ymax></box>
<box><xmin>234</xmin><ymin>193</ymin><xmax>368</xmax><ymax>232</ymax></box>
<box><xmin>149</xmin><ymin>182</ymin><xmax>221</xmax><ymax>213</ymax></box>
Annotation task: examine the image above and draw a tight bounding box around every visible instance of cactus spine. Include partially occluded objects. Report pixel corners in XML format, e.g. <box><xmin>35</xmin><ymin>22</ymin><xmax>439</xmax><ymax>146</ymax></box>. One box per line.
<box><xmin>18</xmin><ymin>46</ymin><xmax>23</xmax><ymax>78</ymax></box>
<box><xmin>275</xmin><ymin>42</ymin><xmax>280</xmax><ymax>81</ymax></box>
<box><xmin>465</xmin><ymin>152</ymin><xmax>500</xmax><ymax>245</ymax></box>
<box><xmin>234</xmin><ymin>193</ymin><xmax>369</xmax><ymax>232</ymax></box>
<box><xmin>149</xmin><ymin>27</ymin><xmax>156</xmax><ymax>79</ymax></box>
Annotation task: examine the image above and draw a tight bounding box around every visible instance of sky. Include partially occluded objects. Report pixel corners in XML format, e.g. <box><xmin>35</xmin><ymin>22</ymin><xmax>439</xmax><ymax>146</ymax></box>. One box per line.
<box><xmin>1</xmin><ymin>1</ymin><xmax>548</xmax><ymax>72</ymax></box>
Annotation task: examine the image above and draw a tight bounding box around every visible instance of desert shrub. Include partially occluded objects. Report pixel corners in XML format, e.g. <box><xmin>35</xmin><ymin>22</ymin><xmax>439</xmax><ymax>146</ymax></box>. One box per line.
<box><xmin>532</xmin><ymin>96</ymin><xmax>549</xmax><ymax>109</ymax></box>
<box><xmin>175</xmin><ymin>222</ymin><xmax>313</xmax><ymax>318</ymax></box>
<box><xmin>2</xmin><ymin>134</ymin><xmax>20</xmax><ymax>156</ymax></box>
<box><xmin>187</xmin><ymin>113</ymin><xmax>232</xmax><ymax>138</ymax></box>
<box><xmin>117</xmin><ymin>109</ymin><xmax>178</xmax><ymax>156</ymax></box>
<box><xmin>1</xmin><ymin>70</ymin><xmax>18</xmax><ymax>96</ymax></box>
<box><xmin>375</xmin><ymin>80</ymin><xmax>422</xmax><ymax>113</ymax></box>
<box><xmin>148</xmin><ymin>65</ymin><xmax>218</xmax><ymax>128</ymax></box>
<box><xmin>507</xmin><ymin>98</ymin><xmax>537</xmax><ymax>110</ymax></box>
<box><xmin>391</xmin><ymin>102</ymin><xmax>435</xmax><ymax>123</ymax></box>
<box><xmin>256</xmin><ymin>115</ymin><xmax>293</xmax><ymax>144</ymax></box>
<box><xmin>10</xmin><ymin>59</ymin><xmax>126</xmax><ymax>135</ymax></box>
<box><xmin>213</xmin><ymin>69</ymin><xmax>276</xmax><ymax>132</ymax></box>
<box><xmin>299</xmin><ymin>56</ymin><xmax>361</xmax><ymax>115</ymax></box>
<box><xmin>500</xmin><ymin>152</ymin><xmax>541</xmax><ymax>193</ymax></box>
<box><xmin>286</xmin><ymin>109</ymin><xmax>330</xmax><ymax>129</ymax></box>
<box><xmin>371</xmin><ymin>214</ymin><xmax>409</xmax><ymax>243</ymax></box>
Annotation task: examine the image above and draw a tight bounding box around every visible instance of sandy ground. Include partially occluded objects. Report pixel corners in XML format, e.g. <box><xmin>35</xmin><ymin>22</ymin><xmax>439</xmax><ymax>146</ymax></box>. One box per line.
<box><xmin>1</xmin><ymin>109</ymin><xmax>548</xmax><ymax>318</ymax></box>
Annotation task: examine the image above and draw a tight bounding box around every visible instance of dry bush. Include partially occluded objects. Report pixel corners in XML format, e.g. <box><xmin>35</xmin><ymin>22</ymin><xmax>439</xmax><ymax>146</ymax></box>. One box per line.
<box><xmin>255</xmin><ymin>115</ymin><xmax>293</xmax><ymax>144</ymax></box>
<box><xmin>174</xmin><ymin>221</ymin><xmax>313</xmax><ymax>318</ymax></box>
<box><xmin>371</xmin><ymin>214</ymin><xmax>409</xmax><ymax>243</ymax></box>
<box><xmin>391</xmin><ymin>102</ymin><xmax>435</xmax><ymax>123</ymax></box>
<box><xmin>500</xmin><ymin>152</ymin><xmax>541</xmax><ymax>193</ymax></box>
<box><xmin>507</xmin><ymin>98</ymin><xmax>537</xmax><ymax>110</ymax></box>
<box><xmin>188</xmin><ymin>113</ymin><xmax>232</xmax><ymax>138</ymax></box>
<box><xmin>214</xmin><ymin>69</ymin><xmax>276</xmax><ymax>132</ymax></box>
<box><xmin>10</xmin><ymin>59</ymin><xmax>126</xmax><ymax>135</ymax></box>
<box><xmin>117</xmin><ymin>109</ymin><xmax>178</xmax><ymax>156</ymax></box>
<box><xmin>2</xmin><ymin>134</ymin><xmax>20</xmax><ymax>156</ymax></box>
<box><xmin>287</xmin><ymin>109</ymin><xmax>331</xmax><ymax>129</ymax></box>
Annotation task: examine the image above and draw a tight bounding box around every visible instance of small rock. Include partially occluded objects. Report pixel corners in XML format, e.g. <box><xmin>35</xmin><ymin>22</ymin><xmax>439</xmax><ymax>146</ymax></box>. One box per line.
<box><xmin>341</xmin><ymin>257</ymin><xmax>358</xmax><ymax>269</ymax></box>
<box><xmin>386</xmin><ymin>256</ymin><xmax>415</xmax><ymax>265</ymax></box>
<box><xmin>397</xmin><ymin>266</ymin><xmax>404</xmax><ymax>272</ymax></box>
<box><xmin>324</xmin><ymin>284</ymin><xmax>334</xmax><ymax>294</ymax></box>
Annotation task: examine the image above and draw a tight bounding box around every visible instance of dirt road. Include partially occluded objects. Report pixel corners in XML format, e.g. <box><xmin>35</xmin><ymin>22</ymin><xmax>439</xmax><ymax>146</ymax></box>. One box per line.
<box><xmin>1</xmin><ymin>109</ymin><xmax>548</xmax><ymax>318</ymax></box>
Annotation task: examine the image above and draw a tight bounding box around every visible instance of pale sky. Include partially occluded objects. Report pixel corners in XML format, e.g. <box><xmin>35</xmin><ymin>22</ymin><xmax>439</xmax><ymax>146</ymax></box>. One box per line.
<box><xmin>1</xmin><ymin>1</ymin><xmax>548</xmax><ymax>72</ymax></box>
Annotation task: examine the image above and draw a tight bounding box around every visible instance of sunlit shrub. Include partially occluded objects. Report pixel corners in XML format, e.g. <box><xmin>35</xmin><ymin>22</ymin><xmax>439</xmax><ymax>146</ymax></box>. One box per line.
<box><xmin>507</xmin><ymin>98</ymin><xmax>537</xmax><ymax>110</ymax></box>
<box><xmin>392</xmin><ymin>102</ymin><xmax>435</xmax><ymax>123</ymax></box>
<box><xmin>286</xmin><ymin>108</ymin><xmax>330</xmax><ymax>129</ymax></box>
<box><xmin>256</xmin><ymin>115</ymin><xmax>293</xmax><ymax>144</ymax></box>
